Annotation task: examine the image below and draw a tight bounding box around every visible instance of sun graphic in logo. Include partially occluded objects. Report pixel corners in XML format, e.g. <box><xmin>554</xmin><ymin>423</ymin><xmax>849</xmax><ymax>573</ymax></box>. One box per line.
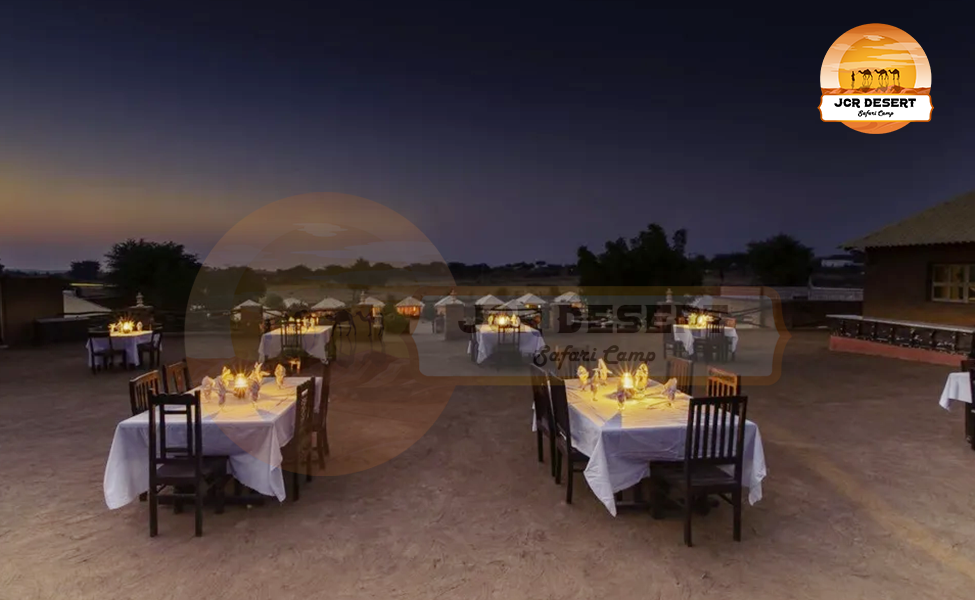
<box><xmin>820</xmin><ymin>24</ymin><xmax>932</xmax><ymax>134</ymax></box>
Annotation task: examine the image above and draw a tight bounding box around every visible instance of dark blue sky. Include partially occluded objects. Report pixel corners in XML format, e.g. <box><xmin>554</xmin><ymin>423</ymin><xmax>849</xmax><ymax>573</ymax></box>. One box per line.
<box><xmin>1</xmin><ymin>3</ymin><xmax>972</xmax><ymax>270</ymax></box>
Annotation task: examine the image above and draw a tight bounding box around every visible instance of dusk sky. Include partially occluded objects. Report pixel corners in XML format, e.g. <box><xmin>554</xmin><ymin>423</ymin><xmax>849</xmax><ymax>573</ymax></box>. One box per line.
<box><xmin>1</xmin><ymin>5</ymin><xmax>972</xmax><ymax>270</ymax></box>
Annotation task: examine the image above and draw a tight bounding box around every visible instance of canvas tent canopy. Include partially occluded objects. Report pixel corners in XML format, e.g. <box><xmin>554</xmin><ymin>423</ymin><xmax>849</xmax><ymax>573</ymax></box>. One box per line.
<box><xmin>474</xmin><ymin>294</ymin><xmax>502</xmax><ymax>306</ymax></box>
<box><xmin>395</xmin><ymin>297</ymin><xmax>424</xmax><ymax>307</ymax></box>
<box><xmin>311</xmin><ymin>297</ymin><xmax>345</xmax><ymax>310</ymax></box>
<box><xmin>62</xmin><ymin>290</ymin><xmax>111</xmax><ymax>318</ymax></box>
<box><xmin>552</xmin><ymin>291</ymin><xmax>582</xmax><ymax>304</ymax></box>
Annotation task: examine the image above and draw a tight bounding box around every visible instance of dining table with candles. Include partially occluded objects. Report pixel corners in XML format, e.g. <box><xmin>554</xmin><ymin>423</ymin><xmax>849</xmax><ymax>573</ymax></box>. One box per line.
<box><xmin>672</xmin><ymin>321</ymin><xmax>739</xmax><ymax>357</ymax></box>
<box><xmin>258</xmin><ymin>324</ymin><xmax>333</xmax><ymax>362</ymax></box>
<box><xmin>87</xmin><ymin>322</ymin><xmax>155</xmax><ymax>368</ymax></box>
<box><xmin>103</xmin><ymin>376</ymin><xmax>323</xmax><ymax>509</ymax></box>
<box><xmin>469</xmin><ymin>323</ymin><xmax>545</xmax><ymax>364</ymax></box>
<box><xmin>533</xmin><ymin>376</ymin><xmax>767</xmax><ymax>516</ymax></box>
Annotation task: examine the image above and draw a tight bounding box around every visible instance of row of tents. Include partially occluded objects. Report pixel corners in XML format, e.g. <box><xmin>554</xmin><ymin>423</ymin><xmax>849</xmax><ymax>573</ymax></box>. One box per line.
<box><xmin>233</xmin><ymin>291</ymin><xmax>586</xmax><ymax>313</ymax></box>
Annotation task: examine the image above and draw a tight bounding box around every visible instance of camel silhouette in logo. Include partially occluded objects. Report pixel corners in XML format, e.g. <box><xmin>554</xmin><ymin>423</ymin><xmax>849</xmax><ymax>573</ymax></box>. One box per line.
<box><xmin>857</xmin><ymin>69</ymin><xmax>873</xmax><ymax>87</ymax></box>
<box><xmin>889</xmin><ymin>68</ymin><xmax>901</xmax><ymax>85</ymax></box>
<box><xmin>874</xmin><ymin>69</ymin><xmax>889</xmax><ymax>85</ymax></box>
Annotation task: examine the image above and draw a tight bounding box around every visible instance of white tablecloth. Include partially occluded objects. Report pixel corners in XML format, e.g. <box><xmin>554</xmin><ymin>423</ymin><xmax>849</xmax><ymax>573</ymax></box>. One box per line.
<box><xmin>940</xmin><ymin>372</ymin><xmax>970</xmax><ymax>410</ymax></box>
<box><xmin>673</xmin><ymin>325</ymin><xmax>739</xmax><ymax>356</ymax></box>
<box><xmin>87</xmin><ymin>332</ymin><xmax>155</xmax><ymax>367</ymax></box>
<box><xmin>535</xmin><ymin>377</ymin><xmax>766</xmax><ymax>516</ymax></box>
<box><xmin>258</xmin><ymin>326</ymin><xmax>332</xmax><ymax>362</ymax></box>
<box><xmin>104</xmin><ymin>376</ymin><xmax>321</xmax><ymax>509</ymax></box>
<box><xmin>470</xmin><ymin>324</ymin><xmax>545</xmax><ymax>364</ymax></box>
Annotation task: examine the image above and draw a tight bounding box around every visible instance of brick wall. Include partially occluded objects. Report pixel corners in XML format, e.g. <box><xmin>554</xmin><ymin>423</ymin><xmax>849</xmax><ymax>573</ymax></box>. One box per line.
<box><xmin>864</xmin><ymin>244</ymin><xmax>975</xmax><ymax>326</ymax></box>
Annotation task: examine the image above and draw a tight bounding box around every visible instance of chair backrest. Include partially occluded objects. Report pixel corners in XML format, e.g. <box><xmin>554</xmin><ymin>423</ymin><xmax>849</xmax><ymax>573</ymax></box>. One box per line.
<box><xmin>530</xmin><ymin>364</ymin><xmax>553</xmax><ymax>431</ymax></box>
<box><xmin>706</xmin><ymin>320</ymin><xmax>723</xmax><ymax>339</ymax></box>
<box><xmin>148</xmin><ymin>391</ymin><xmax>204</xmax><ymax>479</ymax></box>
<box><xmin>89</xmin><ymin>328</ymin><xmax>114</xmax><ymax>350</ymax></box>
<box><xmin>498</xmin><ymin>324</ymin><xmax>521</xmax><ymax>347</ymax></box>
<box><xmin>666</xmin><ymin>357</ymin><xmax>694</xmax><ymax>395</ymax></box>
<box><xmin>294</xmin><ymin>379</ymin><xmax>316</xmax><ymax>456</ymax></box>
<box><xmin>129</xmin><ymin>370</ymin><xmax>163</xmax><ymax>415</ymax></box>
<box><xmin>683</xmin><ymin>395</ymin><xmax>748</xmax><ymax>480</ymax></box>
<box><xmin>282</xmin><ymin>320</ymin><xmax>302</xmax><ymax>350</ymax></box>
<box><xmin>164</xmin><ymin>360</ymin><xmax>192</xmax><ymax>394</ymax></box>
<box><xmin>706</xmin><ymin>366</ymin><xmax>741</xmax><ymax>397</ymax></box>
<box><xmin>151</xmin><ymin>328</ymin><xmax>164</xmax><ymax>348</ymax></box>
<box><xmin>547</xmin><ymin>373</ymin><xmax>572</xmax><ymax>447</ymax></box>
<box><xmin>966</xmin><ymin>360</ymin><xmax>975</xmax><ymax>401</ymax></box>
<box><xmin>723</xmin><ymin>317</ymin><xmax>737</xmax><ymax>328</ymax></box>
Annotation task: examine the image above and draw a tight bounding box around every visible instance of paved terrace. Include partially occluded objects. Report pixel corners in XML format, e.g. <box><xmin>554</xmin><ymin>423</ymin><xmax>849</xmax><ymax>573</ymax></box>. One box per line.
<box><xmin>0</xmin><ymin>330</ymin><xmax>973</xmax><ymax>599</ymax></box>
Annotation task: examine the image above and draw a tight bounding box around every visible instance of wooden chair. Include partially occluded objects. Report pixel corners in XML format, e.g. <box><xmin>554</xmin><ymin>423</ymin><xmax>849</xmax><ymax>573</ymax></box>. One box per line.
<box><xmin>163</xmin><ymin>359</ymin><xmax>192</xmax><ymax>394</ymax></box>
<box><xmin>530</xmin><ymin>365</ymin><xmax>557</xmax><ymax>478</ymax></box>
<box><xmin>548</xmin><ymin>373</ymin><xmax>589</xmax><ymax>503</ymax></box>
<box><xmin>138</xmin><ymin>327</ymin><xmax>164</xmax><ymax>368</ymax></box>
<box><xmin>707</xmin><ymin>366</ymin><xmax>741</xmax><ymax>397</ymax></box>
<box><xmin>147</xmin><ymin>391</ymin><xmax>230</xmax><ymax>537</ymax></box>
<box><xmin>695</xmin><ymin>321</ymin><xmax>732</xmax><ymax>363</ymax></box>
<box><xmin>494</xmin><ymin>324</ymin><xmax>522</xmax><ymax>368</ymax></box>
<box><xmin>129</xmin><ymin>370</ymin><xmax>163</xmax><ymax>415</ymax></box>
<box><xmin>662</xmin><ymin>323</ymin><xmax>684</xmax><ymax>360</ymax></box>
<box><xmin>651</xmin><ymin>395</ymin><xmax>749</xmax><ymax>546</ymax></box>
<box><xmin>281</xmin><ymin>379</ymin><xmax>316</xmax><ymax>500</ymax></box>
<box><xmin>666</xmin><ymin>357</ymin><xmax>694</xmax><ymax>395</ymax></box>
<box><xmin>312</xmin><ymin>365</ymin><xmax>332</xmax><ymax>468</ymax></box>
<box><xmin>88</xmin><ymin>329</ymin><xmax>126</xmax><ymax>374</ymax></box>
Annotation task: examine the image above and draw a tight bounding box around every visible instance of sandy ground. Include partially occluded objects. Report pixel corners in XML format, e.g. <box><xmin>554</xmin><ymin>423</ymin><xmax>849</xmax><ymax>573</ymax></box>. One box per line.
<box><xmin>1</xmin><ymin>330</ymin><xmax>975</xmax><ymax>599</ymax></box>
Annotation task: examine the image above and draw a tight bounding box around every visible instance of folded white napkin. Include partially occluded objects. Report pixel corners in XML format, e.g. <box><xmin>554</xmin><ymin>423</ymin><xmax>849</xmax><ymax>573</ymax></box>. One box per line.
<box><xmin>248</xmin><ymin>379</ymin><xmax>261</xmax><ymax>402</ymax></box>
<box><xmin>215</xmin><ymin>377</ymin><xmax>227</xmax><ymax>405</ymax></box>
<box><xmin>595</xmin><ymin>358</ymin><xmax>610</xmax><ymax>383</ymax></box>
<box><xmin>577</xmin><ymin>365</ymin><xmax>589</xmax><ymax>386</ymax></box>
<box><xmin>274</xmin><ymin>364</ymin><xmax>286</xmax><ymax>387</ymax></box>
<box><xmin>661</xmin><ymin>377</ymin><xmax>678</xmax><ymax>401</ymax></box>
<box><xmin>220</xmin><ymin>366</ymin><xmax>233</xmax><ymax>386</ymax></box>
<box><xmin>201</xmin><ymin>376</ymin><xmax>215</xmax><ymax>399</ymax></box>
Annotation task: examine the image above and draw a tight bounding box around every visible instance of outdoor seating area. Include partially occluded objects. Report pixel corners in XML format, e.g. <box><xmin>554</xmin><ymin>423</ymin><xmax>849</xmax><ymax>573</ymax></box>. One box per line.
<box><xmin>3</xmin><ymin>330</ymin><xmax>975</xmax><ymax>597</ymax></box>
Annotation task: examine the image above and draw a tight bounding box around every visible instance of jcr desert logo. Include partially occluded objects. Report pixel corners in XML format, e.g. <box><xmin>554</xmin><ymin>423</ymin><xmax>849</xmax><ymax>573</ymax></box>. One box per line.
<box><xmin>818</xmin><ymin>24</ymin><xmax>932</xmax><ymax>134</ymax></box>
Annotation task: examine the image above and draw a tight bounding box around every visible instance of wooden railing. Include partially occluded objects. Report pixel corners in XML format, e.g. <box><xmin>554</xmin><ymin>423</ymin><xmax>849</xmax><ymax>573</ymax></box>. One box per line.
<box><xmin>827</xmin><ymin>314</ymin><xmax>975</xmax><ymax>357</ymax></box>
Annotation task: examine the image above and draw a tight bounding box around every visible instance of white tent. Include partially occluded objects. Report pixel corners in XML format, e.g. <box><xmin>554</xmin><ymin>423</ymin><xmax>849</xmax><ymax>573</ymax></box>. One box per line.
<box><xmin>395</xmin><ymin>297</ymin><xmax>424</xmax><ymax>308</ymax></box>
<box><xmin>690</xmin><ymin>295</ymin><xmax>714</xmax><ymax>309</ymax></box>
<box><xmin>553</xmin><ymin>291</ymin><xmax>582</xmax><ymax>304</ymax></box>
<box><xmin>282</xmin><ymin>297</ymin><xmax>306</xmax><ymax>309</ymax></box>
<box><xmin>311</xmin><ymin>297</ymin><xmax>345</xmax><ymax>310</ymax></box>
<box><xmin>435</xmin><ymin>294</ymin><xmax>464</xmax><ymax>307</ymax></box>
<box><xmin>361</xmin><ymin>296</ymin><xmax>386</xmax><ymax>307</ymax></box>
<box><xmin>234</xmin><ymin>299</ymin><xmax>262</xmax><ymax>310</ymax></box>
<box><xmin>63</xmin><ymin>290</ymin><xmax>111</xmax><ymax>318</ymax></box>
<box><xmin>475</xmin><ymin>294</ymin><xmax>502</xmax><ymax>306</ymax></box>
<box><xmin>515</xmin><ymin>293</ymin><xmax>546</xmax><ymax>307</ymax></box>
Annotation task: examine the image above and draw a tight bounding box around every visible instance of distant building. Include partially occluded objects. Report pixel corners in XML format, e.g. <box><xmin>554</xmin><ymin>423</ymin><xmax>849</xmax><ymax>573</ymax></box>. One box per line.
<box><xmin>830</xmin><ymin>191</ymin><xmax>975</xmax><ymax>365</ymax></box>
<box><xmin>819</xmin><ymin>254</ymin><xmax>862</xmax><ymax>269</ymax></box>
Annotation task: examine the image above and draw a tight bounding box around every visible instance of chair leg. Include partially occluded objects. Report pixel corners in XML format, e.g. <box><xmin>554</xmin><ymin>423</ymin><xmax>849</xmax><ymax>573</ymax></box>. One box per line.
<box><xmin>684</xmin><ymin>492</ymin><xmax>694</xmax><ymax>547</ymax></box>
<box><xmin>733</xmin><ymin>488</ymin><xmax>742</xmax><ymax>542</ymax></box>
<box><xmin>554</xmin><ymin>449</ymin><xmax>563</xmax><ymax>485</ymax></box>
<box><xmin>195</xmin><ymin>486</ymin><xmax>204</xmax><ymax>537</ymax></box>
<box><xmin>139</xmin><ymin>492</ymin><xmax>147</xmax><ymax>502</ymax></box>
<box><xmin>317</xmin><ymin>434</ymin><xmax>327</xmax><ymax>469</ymax></box>
<box><xmin>149</xmin><ymin>489</ymin><xmax>158</xmax><ymax>537</ymax></box>
<box><xmin>549</xmin><ymin>437</ymin><xmax>557</xmax><ymax>478</ymax></box>
<box><xmin>650</xmin><ymin>477</ymin><xmax>663</xmax><ymax>520</ymax></box>
<box><xmin>215</xmin><ymin>477</ymin><xmax>226</xmax><ymax>515</ymax></box>
<box><xmin>536</xmin><ymin>430</ymin><xmax>544</xmax><ymax>463</ymax></box>
<box><xmin>306</xmin><ymin>450</ymin><xmax>313</xmax><ymax>483</ymax></box>
<box><xmin>292</xmin><ymin>470</ymin><xmax>300</xmax><ymax>502</ymax></box>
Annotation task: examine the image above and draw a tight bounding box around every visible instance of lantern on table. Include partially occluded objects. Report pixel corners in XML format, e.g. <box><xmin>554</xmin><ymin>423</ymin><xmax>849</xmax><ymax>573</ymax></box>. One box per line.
<box><xmin>233</xmin><ymin>373</ymin><xmax>248</xmax><ymax>398</ymax></box>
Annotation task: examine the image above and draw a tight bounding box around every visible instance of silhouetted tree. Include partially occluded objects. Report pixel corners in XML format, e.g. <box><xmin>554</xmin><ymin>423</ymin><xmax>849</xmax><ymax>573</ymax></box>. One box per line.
<box><xmin>104</xmin><ymin>239</ymin><xmax>201</xmax><ymax>310</ymax></box>
<box><xmin>745</xmin><ymin>234</ymin><xmax>814</xmax><ymax>286</ymax></box>
<box><xmin>69</xmin><ymin>260</ymin><xmax>102</xmax><ymax>281</ymax></box>
<box><xmin>577</xmin><ymin>224</ymin><xmax>702</xmax><ymax>293</ymax></box>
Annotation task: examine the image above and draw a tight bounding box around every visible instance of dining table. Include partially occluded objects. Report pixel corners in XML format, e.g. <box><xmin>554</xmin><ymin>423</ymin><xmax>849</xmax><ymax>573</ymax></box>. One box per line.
<box><xmin>258</xmin><ymin>325</ymin><xmax>332</xmax><ymax>362</ymax></box>
<box><xmin>672</xmin><ymin>324</ymin><xmax>739</xmax><ymax>356</ymax></box>
<box><xmin>534</xmin><ymin>377</ymin><xmax>766</xmax><ymax>516</ymax></box>
<box><xmin>469</xmin><ymin>324</ymin><xmax>546</xmax><ymax>364</ymax></box>
<box><xmin>103</xmin><ymin>376</ymin><xmax>322</xmax><ymax>509</ymax></box>
<box><xmin>87</xmin><ymin>330</ymin><xmax>155</xmax><ymax>368</ymax></box>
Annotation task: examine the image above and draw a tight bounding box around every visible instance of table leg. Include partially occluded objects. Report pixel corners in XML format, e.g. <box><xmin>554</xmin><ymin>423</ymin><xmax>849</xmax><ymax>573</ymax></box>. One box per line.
<box><xmin>967</xmin><ymin>403</ymin><xmax>974</xmax><ymax>448</ymax></box>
